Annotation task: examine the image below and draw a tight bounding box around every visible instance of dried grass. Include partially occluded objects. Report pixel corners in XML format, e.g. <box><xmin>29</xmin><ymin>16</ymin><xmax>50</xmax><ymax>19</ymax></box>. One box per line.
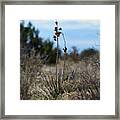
<box><xmin>20</xmin><ymin>50</ymin><xmax>100</xmax><ymax>100</ymax></box>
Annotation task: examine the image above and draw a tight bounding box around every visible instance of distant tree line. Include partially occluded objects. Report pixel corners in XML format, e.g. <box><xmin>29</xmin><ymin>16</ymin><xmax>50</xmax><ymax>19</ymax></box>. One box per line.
<box><xmin>20</xmin><ymin>21</ymin><xmax>62</xmax><ymax>64</ymax></box>
<box><xmin>20</xmin><ymin>21</ymin><xmax>99</xmax><ymax>64</ymax></box>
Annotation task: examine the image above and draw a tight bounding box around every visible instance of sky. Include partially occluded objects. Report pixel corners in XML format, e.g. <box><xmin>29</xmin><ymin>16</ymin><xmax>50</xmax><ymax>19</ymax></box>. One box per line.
<box><xmin>23</xmin><ymin>20</ymin><xmax>100</xmax><ymax>53</ymax></box>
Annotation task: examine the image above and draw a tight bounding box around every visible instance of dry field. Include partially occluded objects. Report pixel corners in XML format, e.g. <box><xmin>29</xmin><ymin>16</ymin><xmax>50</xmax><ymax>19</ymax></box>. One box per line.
<box><xmin>20</xmin><ymin>49</ymin><xmax>100</xmax><ymax>100</ymax></box>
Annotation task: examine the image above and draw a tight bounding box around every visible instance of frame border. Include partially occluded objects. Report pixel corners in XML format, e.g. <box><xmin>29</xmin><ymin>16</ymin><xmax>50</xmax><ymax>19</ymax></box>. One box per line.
<box><xmin>0</xmin><ymin>0</ymin><xmax>119</xmax><ymax>119</ymax></box>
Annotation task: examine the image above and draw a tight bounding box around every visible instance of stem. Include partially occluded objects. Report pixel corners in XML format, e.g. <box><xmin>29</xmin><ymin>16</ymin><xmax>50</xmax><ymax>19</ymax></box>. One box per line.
<box><xmin>63</xmin><ymin>52</ymin><xmax>66</xmax><ymax>81</ymax></box>
<box><xmin>56</xmin><ymin>37</ymin><xmax>59</xmax><ymax>89</ymax></box>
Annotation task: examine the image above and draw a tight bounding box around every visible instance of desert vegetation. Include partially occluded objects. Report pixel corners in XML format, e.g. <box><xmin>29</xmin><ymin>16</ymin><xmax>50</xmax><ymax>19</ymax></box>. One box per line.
<box><xmin>20</xmin><ymin>21</ymin><xmax>100</xmax><ymax>100</ymax></box>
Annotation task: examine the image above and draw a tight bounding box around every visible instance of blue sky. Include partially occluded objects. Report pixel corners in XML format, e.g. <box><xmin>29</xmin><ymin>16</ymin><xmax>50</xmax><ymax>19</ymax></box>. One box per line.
<box><xmin>23</xmin><ymin>20</ymin><xmax>100</xmax><ymax>53</ymax></box>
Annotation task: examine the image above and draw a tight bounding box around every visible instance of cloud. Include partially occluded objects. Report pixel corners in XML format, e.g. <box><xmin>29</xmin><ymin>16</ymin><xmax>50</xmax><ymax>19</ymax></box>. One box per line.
<box><xmin>60</xmin><ymin>20</ymin><xmax>100</xmax><ymax>30</ymax></box>
<box><xmin>23</xmin><ymin>20</ymin><xmax>100</xmax><ymax>31</ymax></box>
